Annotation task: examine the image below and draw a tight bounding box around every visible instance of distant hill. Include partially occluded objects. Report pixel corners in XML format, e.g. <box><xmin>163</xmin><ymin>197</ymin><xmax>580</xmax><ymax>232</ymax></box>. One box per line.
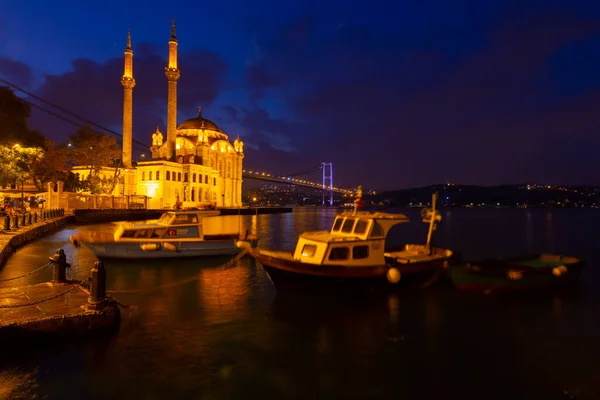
<box><xmin>366</xmin><ymin>184</ymin><xmax>600</xmax><ymax>208</ymax></box>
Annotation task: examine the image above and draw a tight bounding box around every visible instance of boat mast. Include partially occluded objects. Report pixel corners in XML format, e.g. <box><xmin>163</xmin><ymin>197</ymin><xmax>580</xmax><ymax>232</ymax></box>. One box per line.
<box><xmin>353</xmin><ymin>185</ymin><xmax>363</xmax><ymax>215</ymax></box>
<box><xmin>424</xmin><ymin>192</ymin><xmax>441</xmax><ymax>251</ymax></box>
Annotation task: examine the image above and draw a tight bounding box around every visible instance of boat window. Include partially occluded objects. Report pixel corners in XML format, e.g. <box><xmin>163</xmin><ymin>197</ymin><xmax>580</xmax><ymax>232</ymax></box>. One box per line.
<box><xmin>370</xmin><ymin>222</ymin><xmax>384</xmax><ymax>237</ymax></box>
<box><xmin>341</xmin><ymin>218</ymin><xmax>355</xmax><ymax>233</ymax></box>
<box><xmin>301</xmin><ymin>244</ymin><xmax>317</xmax><ymax>257</ymax></box>
<box><xmin>354</xmin><ymin>220</ymin><xmax>368</xmax><ymax>235</ymax></box>
<box><xmin>329</xmin><ymin>247</ymin><xmax>349</xmax><ymax>261</ymax></box>
<box><xmin>174</xmin><ymin>214</ymin><xmax>198</xmax><ymax>224</ymax></box>
<box><xmin>157</xmin><ymin>214</ymin><xmax>173</xmax><ymax>224</ymax></box>
<box><xmin>332</xmin><ymin>218</ymin><xmax>343</xmax><ymax>231</ymax></box>
<box><xmin>353</xmin><ymin>245</ymin><xmax>369</xmax><ymax>259</ymax></box>
<box><xmin>121</xmin><ymin>230</ymin><xmax>136</xmax><ymax>238</ymax></box>
<box><xmin>151</xmin><ymin>228</ymin><xmax>166</xmax><ymax>238</ymax></box>
<box><xmin>135</xmin><ymin>229</ymin><xmax>153</xmax><ymax>238</ymax></box>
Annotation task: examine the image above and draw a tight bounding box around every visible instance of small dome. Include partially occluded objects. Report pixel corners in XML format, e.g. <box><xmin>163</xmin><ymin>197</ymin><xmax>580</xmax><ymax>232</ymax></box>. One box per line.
<box><xmin>177</xmin><ymin>107</ymin><xmax>221</xmax><ymax>132</ymax></box>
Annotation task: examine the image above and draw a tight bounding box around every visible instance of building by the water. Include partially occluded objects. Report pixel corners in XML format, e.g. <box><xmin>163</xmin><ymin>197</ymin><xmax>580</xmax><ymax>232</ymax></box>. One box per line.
<box><xmin>75</xmin><ymin>21</ymin><xmax>244</xmax><ymax>210</ymax></box>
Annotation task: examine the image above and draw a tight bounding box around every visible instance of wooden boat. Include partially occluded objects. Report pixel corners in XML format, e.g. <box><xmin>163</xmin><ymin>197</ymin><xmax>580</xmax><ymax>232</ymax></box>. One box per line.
<box><xmin>448</xmin><ymin>253</ymin><xmax>585</xmax><ymax>292</ymax></box>
<box><xmin>240</xmin><ymin>190</ymin><xmax>454</xmax><ymax>292</ymax></box>
<box><xmin>70</xmin><ymin>210</ymin><xmax>258</xmax><ymax>260</ymax></box>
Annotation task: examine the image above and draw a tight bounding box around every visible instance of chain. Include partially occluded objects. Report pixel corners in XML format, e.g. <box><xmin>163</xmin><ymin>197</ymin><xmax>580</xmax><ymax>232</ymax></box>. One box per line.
<box><xmin>0</xmin><ymin>262</ymin><xmax>53</xmax><ymax>283</ymax></box>
<box><xmin>0</xmin><ymin>284</ymin><xmax>79</xmax><ymax>308</ymax></box>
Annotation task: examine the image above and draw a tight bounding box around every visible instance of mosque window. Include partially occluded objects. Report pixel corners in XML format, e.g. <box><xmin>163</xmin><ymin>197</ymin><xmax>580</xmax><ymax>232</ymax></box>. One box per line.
<box><xmin>191</xmin><ymin>188</ymin><xmax>195</xmax><ymax>202</ymax></box>
<box><xmin>192</xmin><ymin>173</ymin><xmax>196</xmax><ymax>183</ymax></box>
<box><xmin>149</xmin><ymin>171</ymin><xmax>153</xmax><ymax>180</ymax></box>
<box><xmin>184</xmin><ymin>173</ymin><xmax>188</xmax><ymax>182</ymax></box>
<box><xmin>213</xmin><ymin>177</ymin><xmax>216</xmax><ymax>186</ymax></box>
<box><xmin>141</xmin><ymin>171</ymin><xmax>145</xmax><ymax>181</ymax></box>
<box><xmin>204</xmin><ymin>175</ymin><xmax>208</xmax><ymax>184</ymax></box>
<box><xmin>178</xmin><ymin>172</ymin><xmax>182</xmax><ymax>181</ymax></box>
<box><xmin>199</xmin><ymin>188</ymin><xmax>203</xmax><ymax>200</ymax></box>
<box><xmin>156</xmin><ymin>171</ymin><xmax>160</xmax><ymax>180</ymax></box>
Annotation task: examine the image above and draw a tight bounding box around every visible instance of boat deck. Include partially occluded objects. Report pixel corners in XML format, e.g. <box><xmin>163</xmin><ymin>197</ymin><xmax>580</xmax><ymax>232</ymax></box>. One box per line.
<box><xmin>385</xmin><ymin>250</ymin><xmax>446</xmax><ymax>264</ymax></box>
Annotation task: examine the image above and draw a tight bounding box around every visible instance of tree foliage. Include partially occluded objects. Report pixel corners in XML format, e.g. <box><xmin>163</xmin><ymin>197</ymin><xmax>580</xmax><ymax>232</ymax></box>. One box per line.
<box><xmin>0</xmin><ymin>86</ymin><xmax>45</xmax><ymax>147</ymax></box>
<box><xmin>30</xmin><ymin>140</ymin><xmax>71</xmax><ymax>191</ymax></box>
<box><xmin>67</xmin><ymin>126</ymin><xmax>122</xmax><ymax>195</ymax></box>
<box><xmin>0</xmin><ymin>144</ymin><xmax>44</xmax><ymax>188</ymax></box>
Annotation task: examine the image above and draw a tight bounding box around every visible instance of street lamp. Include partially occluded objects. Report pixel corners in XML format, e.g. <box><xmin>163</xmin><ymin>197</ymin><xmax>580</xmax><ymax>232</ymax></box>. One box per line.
<box><xmin>11</xmin><ymin>144</ymin><xmax>24</xmax><ymax>213</ymax></box>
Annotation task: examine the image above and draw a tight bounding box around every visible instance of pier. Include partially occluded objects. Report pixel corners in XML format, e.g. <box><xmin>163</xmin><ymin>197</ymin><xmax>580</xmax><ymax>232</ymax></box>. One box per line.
<box><xmin>0</xmin><ymin>249</ymin><xmax>119</xmax><ymax>340</ymax></box>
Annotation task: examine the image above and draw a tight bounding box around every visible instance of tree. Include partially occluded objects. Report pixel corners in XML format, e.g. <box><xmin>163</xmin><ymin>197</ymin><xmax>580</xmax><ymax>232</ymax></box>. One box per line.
<box><xmin>30</xmin><ymin>139</ymin><xmax>71</xmax><ymax>191</ymax></box>
<box><xmin>67</xmin><ymin>126</ymin><xmax>122</xmax><ymax>195</ymax></box>
<box><xmin>0</xmin><ymin>86</ymin><xmax>45</xmax><ymax>147</ymax></box>
<box><xmin>0</xmin><ymin>144</ymin><xmax>44</xmax><ymax>188</ymax></box>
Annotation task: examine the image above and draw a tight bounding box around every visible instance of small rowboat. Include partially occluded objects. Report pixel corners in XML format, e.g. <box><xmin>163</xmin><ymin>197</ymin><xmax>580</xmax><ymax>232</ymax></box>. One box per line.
<box><xmin>448</xmin><ymin>253</ymin><xmax>585</xmax><ymax>292</ymax></box>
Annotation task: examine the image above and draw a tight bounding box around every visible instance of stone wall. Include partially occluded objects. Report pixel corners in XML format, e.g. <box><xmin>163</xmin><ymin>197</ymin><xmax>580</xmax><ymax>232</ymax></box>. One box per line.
<box><xmin>0</xmin><ymin>216</ymin><xmax>74</xmax><ymax>269</ymax></box>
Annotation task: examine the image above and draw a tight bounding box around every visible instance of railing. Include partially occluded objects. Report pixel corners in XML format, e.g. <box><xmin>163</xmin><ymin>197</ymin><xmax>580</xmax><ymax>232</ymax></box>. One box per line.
<box><xmin>1</xmin><ymin>208</ymin><xmax>65</xmax><ymax>232</ymax></box>
<box><xmin>64</xmin><ymin>193</ymin><xmax>148</xmax><ymax>210</ymax></box>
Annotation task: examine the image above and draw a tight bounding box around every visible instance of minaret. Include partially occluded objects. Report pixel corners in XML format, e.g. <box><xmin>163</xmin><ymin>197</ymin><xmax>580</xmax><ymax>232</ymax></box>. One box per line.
<box><xmin>120</xmin><ymin>30</ymin><xmax>135</xmax><ymax>168</ymax></box>
<box><xmin>165</xmin><ymin>19</ymin><xmax>180</xmax><ymax>160</ymax></box>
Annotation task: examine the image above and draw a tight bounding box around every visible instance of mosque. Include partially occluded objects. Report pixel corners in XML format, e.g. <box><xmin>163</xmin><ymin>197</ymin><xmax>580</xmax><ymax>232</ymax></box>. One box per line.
<box><xmin>112</xmin><ymin>21</ymin><xmax>244</xmax><ymax>209</ymax></box>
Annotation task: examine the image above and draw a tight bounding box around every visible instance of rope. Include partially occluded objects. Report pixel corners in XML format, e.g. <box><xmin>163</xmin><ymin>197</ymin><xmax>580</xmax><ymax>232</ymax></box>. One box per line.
<box><xmin>0</xmin><ymin>284</ymin><xmax>79</xmax><ymax>308</ymax></box>
<box><xmin>0</xmin><ymin>262</ymin><xmax>53</xmax><ymax>283</ymax></box>
<box><xmin>106</xmin><ymin>250</ymin><xmax>248</xmax><ymax>295</ymax></box>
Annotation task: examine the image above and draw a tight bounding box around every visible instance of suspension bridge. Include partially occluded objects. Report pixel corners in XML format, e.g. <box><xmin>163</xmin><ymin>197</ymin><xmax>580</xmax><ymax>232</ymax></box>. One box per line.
<box><xmin>242</xmin><ymin>162</ymin><xmax>353</xmax><ymax>205</ymax></box>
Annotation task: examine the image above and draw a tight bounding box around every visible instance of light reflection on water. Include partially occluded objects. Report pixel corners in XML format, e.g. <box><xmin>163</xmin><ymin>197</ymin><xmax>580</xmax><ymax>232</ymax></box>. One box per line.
<box><xmin>0</xmin><ymin>207</ymin><xmax>600</xmax><ymax>398</ymax></box>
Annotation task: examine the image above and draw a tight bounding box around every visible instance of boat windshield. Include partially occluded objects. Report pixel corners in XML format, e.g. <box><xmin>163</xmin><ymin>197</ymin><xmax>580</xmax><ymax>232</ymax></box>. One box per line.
<box><xmin>156</xmin><ymin>213</ymin><xmax>174</xmax><ymax>225</ymax></box>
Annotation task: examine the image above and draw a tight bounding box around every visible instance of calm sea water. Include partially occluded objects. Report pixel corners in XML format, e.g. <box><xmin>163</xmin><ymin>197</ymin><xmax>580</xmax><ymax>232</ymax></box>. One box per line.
<box><xmin>1</xmin><ymin>207</ymin><xmax>600</xmax><ymax>400</ymax></box>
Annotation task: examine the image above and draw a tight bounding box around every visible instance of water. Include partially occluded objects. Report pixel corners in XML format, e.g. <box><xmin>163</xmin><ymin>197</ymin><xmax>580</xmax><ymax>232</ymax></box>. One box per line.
<box><xmin>1</xmin><ymin>207</ymin><xmax>600</xmax><ymax>399</ymax></box>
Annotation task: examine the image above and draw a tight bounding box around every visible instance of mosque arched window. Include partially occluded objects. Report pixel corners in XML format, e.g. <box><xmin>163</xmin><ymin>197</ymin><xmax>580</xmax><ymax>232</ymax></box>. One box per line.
<box><xmin>166</xmin><ymin>171</ymin><xmax>170</xmax><ymax>180</ymax></box>
<box><xmin>141</xmin><ymin>171</ymin><xmax>145</xmax><ymax>181</ymax></box>
<box><xmin>149</xmin><ymin>171</ymin><xmax>153</xmax><ymax>180</ymax></box>
<box><xmin>156</xmin><ymin>171</ymin><xmax>160</xmax><ymax>180</ymax></box>
<box><xmin>204</xmin><ymin>175</ymin><xmax>208</xmax><ymax>184</ymax></box>
<box><xmin>191</xmin><ymin>188</ymin><xmax>195</xmax><ymax>202</ymax></box>
<box><xmin>184</xmin><ymin>173</ymin><xmax>188</xmax><ymax>182</ymax></box>
<box><xmin>192</xmin><ymin>173</ymin><xmax>196</xmax><ymax>183</ymax></box>
<box><xmin>178</xmin><ymin>172</ymin><xmax>182</xmax><ymax>182</ymax></box>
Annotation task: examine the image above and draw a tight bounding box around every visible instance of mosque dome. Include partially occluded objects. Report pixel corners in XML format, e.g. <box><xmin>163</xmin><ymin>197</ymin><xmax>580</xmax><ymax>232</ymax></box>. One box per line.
<box><xmin>177</xmin><ymin>107</ymin><xmax>221</xmax><ymax>132</ymax></box>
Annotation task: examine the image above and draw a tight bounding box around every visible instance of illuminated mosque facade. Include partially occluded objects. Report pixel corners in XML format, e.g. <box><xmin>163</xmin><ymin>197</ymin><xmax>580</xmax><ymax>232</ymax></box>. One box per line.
<box><xmin>118</xmin><ymin>21</ymin><xmax>244</xmax><ymax>209</ymax></box>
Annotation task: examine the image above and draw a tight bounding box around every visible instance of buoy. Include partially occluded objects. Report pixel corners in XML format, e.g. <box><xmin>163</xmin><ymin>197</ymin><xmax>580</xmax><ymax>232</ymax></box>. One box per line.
<box><xmin>507</xmin><ymin>270</ymin><xmax>523</xmax><ymax>280</ymax></box>
<box><xmin>162</xmin><ymin>242</ymin><xmax>178</xmax><ymax>252</ymax></box>
<box><xmin>387</xmin><ymin>268</ymin><xmax>401</xmax><ymax>284</ymax></box>
<box><xmin>140</xmin><ymin>243</ymin><xmax>160</xmax><ymax>251</ymax></box>
<box><xmin>552</xmin><ymin>265</ymin><xmax>568</xmax><ymax>277</ymax></box>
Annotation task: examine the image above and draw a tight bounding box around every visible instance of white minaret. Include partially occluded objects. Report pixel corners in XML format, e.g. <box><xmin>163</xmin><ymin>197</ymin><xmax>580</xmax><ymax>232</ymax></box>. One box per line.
<box><xmin>120</xmin><ymin>30</ymin><xmax>135</xmax><ymax>167</ymax></box>
<box><xmin>164</xmin><ymin>19</ymin><xmax>180</xmax><ymax>160</ymax></box>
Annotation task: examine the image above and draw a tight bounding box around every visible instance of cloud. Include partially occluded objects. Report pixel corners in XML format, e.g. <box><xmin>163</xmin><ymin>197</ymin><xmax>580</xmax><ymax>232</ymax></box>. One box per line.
<box><xmin>27</xmin><ymin>42</ymin><xmax>229</xmax><ymax>152</ymax></box>
<box><xmin>238</xmin><ymin>7</ymin><xmax>600</xmax><ymax>189</ymax></box>
<box><xmin>0</xmin><ymin>57</ymin><xmax>34</xmax><ymax>88</ymax></box>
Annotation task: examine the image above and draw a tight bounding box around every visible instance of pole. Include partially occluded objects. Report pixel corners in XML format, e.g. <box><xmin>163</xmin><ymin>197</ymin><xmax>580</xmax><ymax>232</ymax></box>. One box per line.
<box><xmin>21</xmin><ymin>179</ymin><xmax>24</xmax><ymax>213</ymax></box>
<box><xmin>425</xmin><ymin>192</ymin><xmax>438</xmax><ymax>251</ymax></box>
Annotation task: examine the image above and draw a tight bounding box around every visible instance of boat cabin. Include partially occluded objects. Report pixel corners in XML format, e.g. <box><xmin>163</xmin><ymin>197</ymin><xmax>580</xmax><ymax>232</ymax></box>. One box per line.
<box><xmin>292</xmin><ymin>211</ymin><xmax>410</xmax><ymax>266</ymax></box>
<box><xmin>113</xmin><ymin>210</ymin><xmax>224</xmax><ymax>241</ymax></box>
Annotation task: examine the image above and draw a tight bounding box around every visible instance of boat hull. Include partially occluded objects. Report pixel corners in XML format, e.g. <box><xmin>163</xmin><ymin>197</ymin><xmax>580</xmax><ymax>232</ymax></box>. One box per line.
<box><xmin>249</xmin><ymin>249</ymin><xmax>447</xmax><ymax>293</ymax></box>
<box><xmin>449</xmin><ymin>255</ymin><xmax>585</xmax><ymax>292</ymax></box>
<box><xmin>72</xmin><ymin>235</ymin><xmax>257</xmax><ymax>260</ymax></box>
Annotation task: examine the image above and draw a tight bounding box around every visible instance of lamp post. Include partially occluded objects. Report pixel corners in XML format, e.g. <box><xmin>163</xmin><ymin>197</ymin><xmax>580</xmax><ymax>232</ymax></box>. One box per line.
<box><xmin>11</xmin><ymin>144</ymin><xmax>24</xmax><ymax>213</ymax></box>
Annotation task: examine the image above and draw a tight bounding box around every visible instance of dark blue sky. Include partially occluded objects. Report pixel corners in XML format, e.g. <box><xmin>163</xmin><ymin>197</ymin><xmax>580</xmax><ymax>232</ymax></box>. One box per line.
<box><xmin>1</xmin><ymin>0</ymin><xmax>600</xmax><ymax>190</ymax></box>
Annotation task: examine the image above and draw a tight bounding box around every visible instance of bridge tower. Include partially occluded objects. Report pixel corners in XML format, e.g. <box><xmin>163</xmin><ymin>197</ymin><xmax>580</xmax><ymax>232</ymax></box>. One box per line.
<box><xmin>321</xmin><ymin>162</ymin><xmax>333</xmax><ymax>206</ymax></box>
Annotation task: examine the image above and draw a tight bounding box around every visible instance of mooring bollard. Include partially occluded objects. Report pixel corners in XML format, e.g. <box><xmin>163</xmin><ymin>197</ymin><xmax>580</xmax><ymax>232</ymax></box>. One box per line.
<box><xmin>88</xmin><ymin>261</ymin><xmax>107</xmax><ymax>308</ymax></box>
<box><xmin>12</xmin><ymin>215</ymin><xmax>19</xmax><ymax>230</ymax></box>
<box><xmin>49</xmin><ymin>248</ymin><xmax>69</xmax><ymax>283</ymax></box>
<box><xmin>3</xmin><ymin>215</ymin><xmax>9</xmax><ymax>231</ymax></box>
<box><xmin>27</xmin><ymin>213</ymin><xmax>32</xmax><ymax>225</ymax></box>
<box><xmin>20</xmin><ymin>213</ymin><xmax>26</xmax><ymax>226</ymax></box>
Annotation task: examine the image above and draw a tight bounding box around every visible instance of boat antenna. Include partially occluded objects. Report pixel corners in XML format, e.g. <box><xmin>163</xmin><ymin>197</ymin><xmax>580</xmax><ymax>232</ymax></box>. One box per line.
<box><xmin>353</xmin><ymin>185</ymin><xmax>363</xmax><ymax>215</ymax></box>
<box><xmin>423</xmin><ymin>192</ymin><xmax>442</xmax><ymax>252</ymax></box>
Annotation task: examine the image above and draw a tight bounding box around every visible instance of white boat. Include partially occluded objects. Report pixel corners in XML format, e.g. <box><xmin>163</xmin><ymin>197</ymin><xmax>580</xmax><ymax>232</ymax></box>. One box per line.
<box><xmin>70</xmin><ymin>210</ymin><xmax>258</xmax><ymax>260</ymax></box>
<box><xmin>241</xmin><ymin>190</ymin><xmax>454</xmax><ymax>292</ymax></box>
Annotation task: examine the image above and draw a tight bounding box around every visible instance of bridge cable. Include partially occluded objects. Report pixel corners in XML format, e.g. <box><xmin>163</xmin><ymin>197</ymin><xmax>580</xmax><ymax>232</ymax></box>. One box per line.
<box><xmin>0</xmin><ymin>77</ymin><xmax>149</xmax><ymax>149</ymax></box>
